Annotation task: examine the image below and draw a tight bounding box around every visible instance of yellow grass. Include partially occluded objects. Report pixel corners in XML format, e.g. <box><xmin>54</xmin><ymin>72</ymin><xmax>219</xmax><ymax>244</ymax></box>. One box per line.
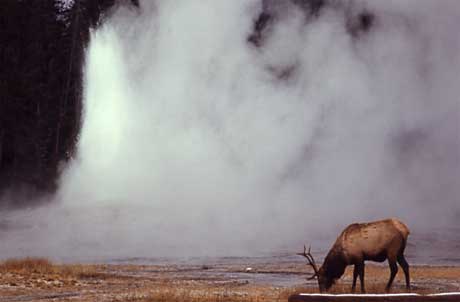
<box><xmin>109</xmin><ymin>284</ymin><xmax>297</xmax><ymax>302</ymax></box>
<box><xmin>0</xmin><ymin>257</ymin><xmax>104</xmax><ymax>279</ymax></box>
<box><xmin>0</xmin><ymin>259</ymin><xmax>459</xmax><ymax>302</ymax></box>
<box><xmin>0</xmin><ymin>258</ymin><xmax>54</xmax><ymax>274</ymax></box>
<box><xmin>342</xmin><ymin>264</ymin><xmax>460</xmax><ymax>286</ymax></box>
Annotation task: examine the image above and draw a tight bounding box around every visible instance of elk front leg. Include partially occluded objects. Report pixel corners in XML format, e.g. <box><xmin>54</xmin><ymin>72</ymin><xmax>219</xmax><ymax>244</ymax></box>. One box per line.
<box><xmin>352</xmin><ymin>265</ymin><xmax>359</xmax><ymax>292</ymax></box>
<box><xmin>357</xmin><ymin>262</ymin><xmax>365</xmax><ymax>293</ymax></box>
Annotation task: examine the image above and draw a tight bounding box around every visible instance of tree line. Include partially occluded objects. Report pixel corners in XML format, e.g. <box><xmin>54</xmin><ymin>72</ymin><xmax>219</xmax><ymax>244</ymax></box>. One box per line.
<box><xmin>0</xmin><ymin>0</ymin><xmax>138</xmax><ymax>206</ymax></box>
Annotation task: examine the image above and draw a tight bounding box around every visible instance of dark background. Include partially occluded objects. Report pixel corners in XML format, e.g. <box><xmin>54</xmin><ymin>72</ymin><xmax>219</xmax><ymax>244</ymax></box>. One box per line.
<box><xmin>0</xmin><ymin>0</ymin><xmax>138</xmax><ymax>206</ymax></box>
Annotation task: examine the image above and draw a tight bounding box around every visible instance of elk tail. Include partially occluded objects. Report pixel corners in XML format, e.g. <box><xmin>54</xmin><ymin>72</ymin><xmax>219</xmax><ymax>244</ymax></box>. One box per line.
<box><xmin>391</xmin><ymin>218</ymin><xmax>410</xmax><ymax>238</ymax></box>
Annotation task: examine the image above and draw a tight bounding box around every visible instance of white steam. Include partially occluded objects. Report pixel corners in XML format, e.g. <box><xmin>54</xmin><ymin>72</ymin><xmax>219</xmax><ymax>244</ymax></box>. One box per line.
<box><xmin>2</xmin><ymin>0</ymin><xmax>460</xmax><ymax>261</ymax></box>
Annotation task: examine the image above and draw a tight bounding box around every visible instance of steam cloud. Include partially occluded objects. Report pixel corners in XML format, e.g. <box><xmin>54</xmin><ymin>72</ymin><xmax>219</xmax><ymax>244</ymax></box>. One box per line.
<box><xmin>2</xmin><ymin>0</ymin><xmax>459</xmax><ymax>261</ymax></box>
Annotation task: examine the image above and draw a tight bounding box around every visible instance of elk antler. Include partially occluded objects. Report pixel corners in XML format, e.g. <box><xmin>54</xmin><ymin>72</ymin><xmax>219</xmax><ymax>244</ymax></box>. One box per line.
<box><xmin>297</xmin><ymin>245</ymin><xmax>319</xmax><ymax>280</ymax></box>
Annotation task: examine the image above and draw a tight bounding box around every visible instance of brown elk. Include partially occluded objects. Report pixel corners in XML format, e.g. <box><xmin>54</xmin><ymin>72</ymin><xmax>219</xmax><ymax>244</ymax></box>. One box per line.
<box><xmin>298</xmin><ymin>218</ymin><xmax>410</xmax><ymax>293</ymax></box>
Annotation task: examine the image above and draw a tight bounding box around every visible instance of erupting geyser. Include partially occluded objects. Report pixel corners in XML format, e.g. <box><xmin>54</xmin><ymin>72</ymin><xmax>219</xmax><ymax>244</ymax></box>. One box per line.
<box><xmin>2</xmin><ymin>0</ymin><xmax>460</xmax><ymax>261</ymax></box>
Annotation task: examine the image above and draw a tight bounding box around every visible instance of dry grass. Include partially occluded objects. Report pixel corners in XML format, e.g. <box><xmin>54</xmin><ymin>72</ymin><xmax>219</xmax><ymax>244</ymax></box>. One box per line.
<box><xmin>109</xmin><ymin>284</ymin><xmax>297</xmax><ymax>302</ymax></box>
<box><xmin>343</xmin><ymin>264</ymin><xmax>460</xmax><ymax>280</ymax></box>
<box><xmin>0</xmin><ymin>258</ymin><xmax>54</xmax><ymax>274</ymax></box>
<box><xmin>0</xmin><ymin>259</ymin><xmax>458</xmax><ymax>302</ymax></box>
<box><xmin>0</xmin><ymin>257</ymin><xmax>105</xmax><ymax>279</ymax></box>
<box><xmin>108</xmin><ymin>283</ymin><xmax>439</xmax><ymax>302</ymax></box>
<box><xmin>105</xmin><ymin>278</ymin><xmax>445</xmax><ymax>302</ymax></box>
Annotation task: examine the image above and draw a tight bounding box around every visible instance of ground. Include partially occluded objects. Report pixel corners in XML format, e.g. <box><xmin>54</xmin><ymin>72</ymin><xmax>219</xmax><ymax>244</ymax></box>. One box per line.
<box><xmin>0</xmin><ymin>259</ymin><xmax>459</xmax><ymax>302</ymax></box>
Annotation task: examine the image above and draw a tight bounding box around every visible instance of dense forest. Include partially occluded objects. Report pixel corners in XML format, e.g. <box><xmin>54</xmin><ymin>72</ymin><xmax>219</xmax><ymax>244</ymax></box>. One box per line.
<box><xmin>0</xmin><ymin>0</ymin><xmax>138</xmax><ymax>206</ymax></box>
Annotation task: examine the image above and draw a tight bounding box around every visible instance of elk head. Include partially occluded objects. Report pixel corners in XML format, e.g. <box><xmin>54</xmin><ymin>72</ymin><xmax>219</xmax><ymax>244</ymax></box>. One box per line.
<box><xmin>297</xmin><ymin>245</ymin><xmax>332</xmax><ymax>292</ymax></box>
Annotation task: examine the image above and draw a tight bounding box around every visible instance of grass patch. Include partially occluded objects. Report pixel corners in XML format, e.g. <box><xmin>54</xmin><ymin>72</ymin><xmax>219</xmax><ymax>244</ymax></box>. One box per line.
<box><xmin>0</xmin><ymin>261</ymin><xmax>457</xmax><ymax>301</ymax></box>
<box><xmin>0</xmin><ymin>258</ymin><xmax>54</xmax><ymax>274</ymax></box>
<box><xmin>0</xmin><ymin>258</ymin><xmax>105</xmax><ymax>279</ymax></box>
<box><xmin>110</xmin><ymin>285</ymin><xmax>297</xmax><ymax>302</ymax></box>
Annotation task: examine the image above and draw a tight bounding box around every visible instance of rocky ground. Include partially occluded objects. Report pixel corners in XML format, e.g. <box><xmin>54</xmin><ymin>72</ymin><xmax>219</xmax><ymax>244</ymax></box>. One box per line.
<box><xmin>0</xmin><ymin>259</ymin><xmax>459</xmax><ymax>302</ymax></box>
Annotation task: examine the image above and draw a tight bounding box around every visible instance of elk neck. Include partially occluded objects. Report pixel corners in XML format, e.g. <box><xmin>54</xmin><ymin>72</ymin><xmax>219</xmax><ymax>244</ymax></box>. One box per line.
<box><xmin>321</xmin><ymin>245</ymin><xmax>347</xmax><ymax>281</ymax></box>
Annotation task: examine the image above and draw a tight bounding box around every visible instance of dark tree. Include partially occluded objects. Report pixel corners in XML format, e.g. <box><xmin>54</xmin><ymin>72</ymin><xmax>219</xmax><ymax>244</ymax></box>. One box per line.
<box><xmin>0</xmin><ymin>0</ymin><xmax>138</xmax><ymax>206</ymax></box>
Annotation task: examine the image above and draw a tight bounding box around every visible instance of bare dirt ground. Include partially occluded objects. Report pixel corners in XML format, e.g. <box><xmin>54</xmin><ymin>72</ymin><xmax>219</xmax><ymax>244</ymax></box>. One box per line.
<box><xmin>0</xmin><ymin>259</ymin><xmax>459</xmax><ymax>302</ymax></box>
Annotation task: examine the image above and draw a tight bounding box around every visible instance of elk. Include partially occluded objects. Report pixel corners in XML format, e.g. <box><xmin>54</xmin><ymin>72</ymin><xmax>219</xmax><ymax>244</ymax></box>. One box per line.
<box><xmin>298</xmin><ymin>218</ymin><xmax>410</xmax><ymax>293</ymax></box>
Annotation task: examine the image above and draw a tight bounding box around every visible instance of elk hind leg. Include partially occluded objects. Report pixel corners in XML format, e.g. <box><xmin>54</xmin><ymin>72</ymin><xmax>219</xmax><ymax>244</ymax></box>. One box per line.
<box><xmin>386</xmin><ymin>259</ymin><xmax>398</xmax><ymax>292</ymax></box>
<box><xmin>397</xmin><ymin>254</ymin><xmax>410</xmax><ymax>290</ymax></box>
